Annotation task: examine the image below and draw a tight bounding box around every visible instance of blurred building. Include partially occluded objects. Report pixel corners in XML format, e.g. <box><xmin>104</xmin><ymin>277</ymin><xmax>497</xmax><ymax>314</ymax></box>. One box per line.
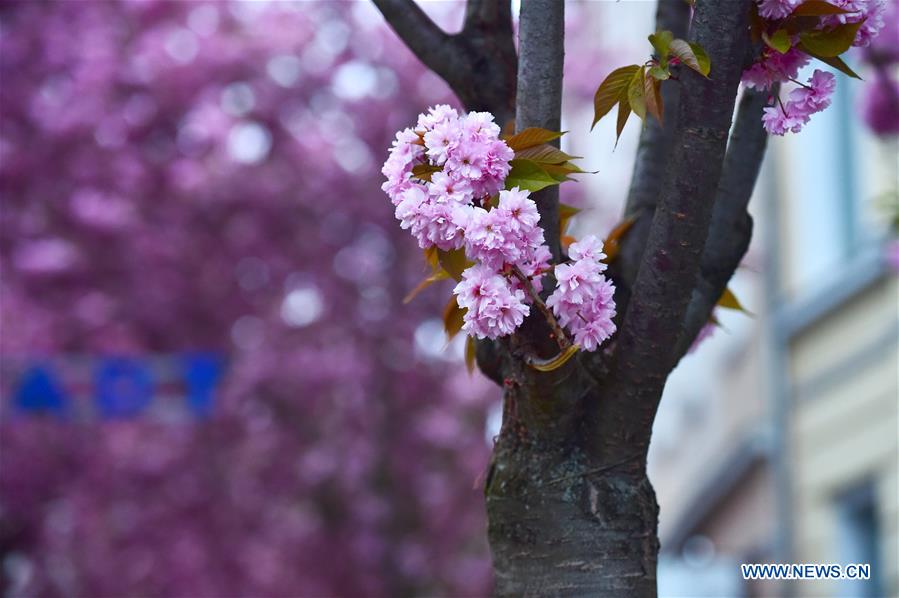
<box><xmin>650</xmin><ymin>67</ymin><xmax>898</xmax><ymax>597</ymax></box>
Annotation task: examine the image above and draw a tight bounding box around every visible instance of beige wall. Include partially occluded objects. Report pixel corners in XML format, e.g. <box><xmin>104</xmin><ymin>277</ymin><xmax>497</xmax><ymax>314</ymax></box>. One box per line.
<box><xmin>791</xmin><ymin>276</ymin><xmax>899</xmax><ymax>597</ymax></box>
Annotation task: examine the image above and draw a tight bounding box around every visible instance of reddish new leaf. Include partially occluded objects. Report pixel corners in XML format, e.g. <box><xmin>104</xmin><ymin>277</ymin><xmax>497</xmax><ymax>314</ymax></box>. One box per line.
<box><xmin>442</xmin><ymin>295</ymin><xmax>466</xmax><ymax>341</ymax></box>
<box><xmin>515</xmin><ymin>144</ymin><xmax>581</xmax><ymax>164</ymax></box>
<box><xmin>643</xmin><ymin>73</ymin><xmax>664</xmax><ymax>124</ymax></box>
<box><xmin>790</xmin><ymin>0</ymin><xmax>854</xmax><ymax>16</ymax></box>
<box><xmin>505</xmin><ymin>127</ymin><xmax>564</xmax><ymax>151</ymax></box>
<box><xmin>615</xmin><ymin>100</ymin><xmax>632</xmax><ymax>146</ymax></box>
<box><xmin>670</xmin><ymin>39</ymin><xmax>711</xmax><ymax>77</ymax></box>
<box><xmin>464</xmin><ymin>336</ymin><xmax>476</xmax><ymax>374</ymax></box>
<box><xmin>403</xmin><ymin>270</ymin><xmax>450</xmax><ymax>304</ymax></box>
<box><xmin>602</xmin><ymin>216</ymin><xmax>636</xmax><ymax>264</ymax></box>
<box><xmin>592</xmin><ymin>65</ymin><xmax>640</xmax><ymax>130</ymax></box>
<box><xmin>528</xmin><ymin>345</ymin><xmax>579</xmax><ymax>372</ymax></box>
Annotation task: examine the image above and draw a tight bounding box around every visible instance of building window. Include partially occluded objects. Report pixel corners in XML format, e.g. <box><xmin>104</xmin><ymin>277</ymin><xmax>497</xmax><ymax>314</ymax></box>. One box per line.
<box><xmin>834</xmin><ymin>482</ymin><xmax>882</xmax><ymax>598</ymax></box>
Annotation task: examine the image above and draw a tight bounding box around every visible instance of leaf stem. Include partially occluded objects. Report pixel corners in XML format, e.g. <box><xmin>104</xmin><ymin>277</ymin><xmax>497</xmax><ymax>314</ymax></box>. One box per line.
<box><xmin>509</xmin><ymin>265</ymin><xmax>571</xmax><ymax>351</ymax></box>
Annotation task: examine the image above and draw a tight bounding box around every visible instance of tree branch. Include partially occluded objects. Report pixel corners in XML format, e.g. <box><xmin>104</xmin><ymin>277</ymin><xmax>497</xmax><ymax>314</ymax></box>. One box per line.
<box><xmin>590</xmin><ymin>0</ymin><xmax>753</xmax><ymax>462</ymax></box>
<box><xmin>510</xmin><ymin>266</ymin><xmax>571</xmax><ymax>351</ymax></box>
<box><xmin>605</xmin><ymin>0</ymin><xmax>691</xmax><ymax>334</ymax></box>
<box><xmin>671</xmin><ymin>86</ymin><xmax>771</xmax><ymax>361</ymax></box>
<box><xmin>464</xmin><ymin>0</ymin><xmax>508</xmax><ymax>32</ymax></box>
<box><xmin>372</xmin><ymin>0</ymin><xmax>460</xmax><ymax>81</ymax></box>
<box><xmin>373</xmin><ymin>0</ymin><xmax>517</xmax><ymax>128</ymax></box>
<box><xmin>373</xmin><ymin>0</ymin><xmax>518</xmax><ymax>380</ymax></box>
<box><xmin>516</xmin><ymin>0</ymin><xmax>565</xmax><ymax>261</ymax></box>
<box><xmin>623</xmin><ymin>0</ymin><xmax>692</xmax><ymax>216</ymax></box>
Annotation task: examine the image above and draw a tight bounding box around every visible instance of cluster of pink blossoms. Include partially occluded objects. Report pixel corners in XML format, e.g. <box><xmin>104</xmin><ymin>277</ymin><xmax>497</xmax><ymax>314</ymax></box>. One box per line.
<box><xmin>452</xmin><ymin>187</ymin><xmax>554</xmax><ymax>339</ymax></box>
<box><xmin>453</xmin><ymin>264</ymin><xmax>530</xmax><ymax>339</ymax></box>
<box><xmin>382</xmin><ymin>105</ymin><xmax>514</xmax><ymax>251</ymax></box>
<box><xmin>546</xmin><ymin>236</ymin><xmax>617</xmax><ymax>351</ymax></box>
<box><xmin>742</xmin><ymin>0</ymin><xmax>887</xmax><ymax>135</ymax></box>
<box><xmin>761</xmin><ymin>69</ymin><xmax>837</xmax><ymax>135</ymax></box>
<box><xmin>382</xmin><ymin>108</ymin><xmax>618</xmax><ymax>351</ymax></box>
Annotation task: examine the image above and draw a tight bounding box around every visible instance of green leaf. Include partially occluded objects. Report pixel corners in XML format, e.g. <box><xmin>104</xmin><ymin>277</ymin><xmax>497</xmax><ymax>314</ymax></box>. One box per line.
<box><xmin>437</xmin><ymin>248</ymin><xmax>469</xmax><ymax>281</ymax></box>
<box><xmin>442</xmin><ymin>295</ymin><xmax>466</xmax><ymax>341</ymax></box>
<box><xmin>790</xmin><ymin>0</ymin><xmax>854</xmax><ymax>16</ymax></box>
<box><xmin>648</xmin><ymin>30</ymin><xmax>674</xmax><ymax>64</ymax></box>
<box><xmin>763</xmin><ymin>29</ymin><xmax>792</xmax><ymax>54</ymax></box>
<box><xmin>412</xmin><ymin>163</ymin><xmax>441</xmax><ymax>182</ymax></box>
<box><xmin>688</xmin><ymin>43</ymin><xmax>711</xmax><ymax>76</ymax></box>
<box><xmin>643</xmin><ymin>72</ymin><xmax>663</xmax><ymax>124</ymax></box>
<box><xmin>514</xmin><ymin>144</ymin><xmax>581</xmax><ymax>164</ymax></box>
<box><xmin>801</xmin><ymin>49</ymin><xmax>862</xmax><ymax>79</ymax></box>
<box><xmin>403</xmin><ymin>270</ymin><xmax>450</xmax><ymax>304</ymax></box>
<box><xmin>545</xmin><ymin>161</ymin><xmax>589</xmax><ymax>175</ymax></box>
<box><xmin>505</xmin><ymin>159</ymin><xmax>561</xmax><ymax>192</ymax></box>
<box><xmin>798</xmin><ymin>20</ymin><xmax>864</xmax><ymax>57</ymax></box>
<box><xmin>504</xmin><ymin>127</ymin><xmax>564</xmax><ymax>151</ymax></box>
<box><xmin>670</xmin><ymin>39</ymin><xmax>711</xmax><ymax>77</ymax></box>
<box><xmin>541</xmin><ymin>161</ymin><xmax>590</xmax><ymax>183</ymax></box>
<box><xmin>648</xmin><ymin>65</ymin><xmax>670</xmax><ymax>80</ymax></box>
<box><xmin>627</xmin><ymin>66</ymin><xmax>647</xmax><ymax>120</ymax></box>
<box><xmin>592</xmin><ymin>65</ymin><xmax>641</xmax><ymax>130</ymax></box>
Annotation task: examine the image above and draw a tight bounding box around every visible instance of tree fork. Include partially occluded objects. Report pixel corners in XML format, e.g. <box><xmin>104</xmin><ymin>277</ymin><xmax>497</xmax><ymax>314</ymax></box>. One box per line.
<box><xmin>374</xmin><ymin>0</ymin><xmax>761</xmax><ymax>595</ymax></box>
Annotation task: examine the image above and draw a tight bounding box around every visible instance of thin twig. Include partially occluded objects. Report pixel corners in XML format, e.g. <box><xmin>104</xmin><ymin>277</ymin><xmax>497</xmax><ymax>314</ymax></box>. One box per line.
<box><xmin>509</xmin><ymin>265</ymin><xmax>571</xmax><ymax>351</ymax></box>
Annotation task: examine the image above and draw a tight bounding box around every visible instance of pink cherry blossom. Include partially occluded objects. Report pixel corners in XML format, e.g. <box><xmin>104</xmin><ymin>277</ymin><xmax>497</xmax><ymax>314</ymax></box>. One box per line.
<box><xmin>568</xmin><ymin>235</ymin><xmax>608</xmax><ymax>266</ymax></box>
<box><xmin>453</xmin><ymin>264</ymin><xmax>530</xmax><ymax>339</ymax></box>
<box><xmin>821</xmin><ymin>0</ymin><xmax>887</xmax><ymax>47</ymax></box>
<box><xmin>430</xmin><ymin>171</ymin><xmax>473</xmax><ymax>204</ymax></box>
<box><xmin>757</xmin><ymin>0</ymin><xmax>799</xmax><ymax>20</ymax></box>
<box><xmin>762</xmin><ymin>105</ymin><xmax>808</xmax><ymax>135</ymax></box>
<box><xmin>498</xmin><ymin>186</ymin><xmax>541</xmax><ymax>232</ymax></box>
<box><xmin>424</xmin><ymin>121</ymin><xmax>461</xmax><ymax>165</ymax></box>
<box><xmin>762</xmin><ymin>70</ymin><xmax>836</xmax><ymax>135</ymax></box>
<box><xmin>384</xmin><ymin>111</ymin><xmax>614</xmax><ymax>347</ymax></box>
<box><xmin>789</xmin><ymin>70</ymin><xmax>836</xmax><ymax>113</ymax></box>
<box><xmin>741</xmin><ymin>48</ymin><xmax>809</xmax><ymax>90</ymax></box>
<box><xmin>416</xmin><ymin>104</ymin><xmax>459</xmax><ymax>130</ymax></box>
<box><xmin>514</xmin><ymin>244</ymin><xmax>553</xmax><ymax>295</ymax></box>
<box><xmin>395</xmin><ymin>186</ymin><xmax>466</xmax><ymax>251</ymax></box>
<box><xmin>545</xmin><ymin>235</ymin><xmax>617</xmax><ymax>352</ymax></box>
<box><xmin>861</xmin><ymin>76</ymin><xmax>899</xmax><ymax>136</ymax></box>
<box><xmin>463</xmin><ymin>188</ymin><xmax>549</xmax><ymax>271</ymax></box>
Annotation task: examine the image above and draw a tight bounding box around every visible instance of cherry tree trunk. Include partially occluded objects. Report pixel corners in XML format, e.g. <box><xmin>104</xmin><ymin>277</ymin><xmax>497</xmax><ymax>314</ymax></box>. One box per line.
<box><xmin>483</xmin><ymin>2</ymin><xmax>659</xmax><ymax>594</ymax></box>
<box><xmin>485</xmin><ymin>408</ymin><xmax>660</xmax><ymax>596</ymax></box>
<box><xmin>374</xmin><ymin>0</ymin><xmax>758</xmax><ymax>595</ymax></box>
